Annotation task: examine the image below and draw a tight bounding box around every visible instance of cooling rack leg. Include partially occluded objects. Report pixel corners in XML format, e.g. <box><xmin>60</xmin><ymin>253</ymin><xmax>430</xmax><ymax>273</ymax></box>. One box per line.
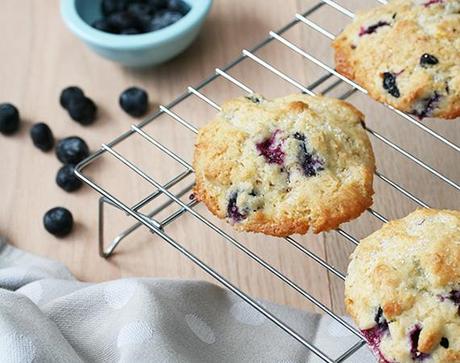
<box><xmin>98</xmin><ymin>197</ymin><xmax>109</xmax><ymax>258</ymax></box>
<box><xmin>98</xmin><ymin>182</ymin><xmax>195</xmax><ymax>258</ymax></box>
<box><xmin>98</xmin><ymin>197</ymin><xmax>121</xmax><ymax>258</ymax></box>
<box><xmin>98</xmin><ymin>195</ymin><xmax>159</xmax><ymax>258</ymax></box>
<box><xmin>98</xmin><ymin>196</ymin><xmax>147</xmax><ymax>258</ymax></box>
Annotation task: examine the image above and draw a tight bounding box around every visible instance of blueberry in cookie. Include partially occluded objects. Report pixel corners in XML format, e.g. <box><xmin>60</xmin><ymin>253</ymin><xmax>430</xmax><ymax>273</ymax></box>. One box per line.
<box><xmin>193</xmin><ymin>94</ymin><xmax>375</xmax><ymax>237</ymax></box>
<box><xmin>332</xmin><ymin>0</ymin><xmax>460</xmax><ymax>119</ymax></box>
<box><xmin>345</xmin><ymin>209</ymin><xmax>460</xmax><ymax>363</ymax></box>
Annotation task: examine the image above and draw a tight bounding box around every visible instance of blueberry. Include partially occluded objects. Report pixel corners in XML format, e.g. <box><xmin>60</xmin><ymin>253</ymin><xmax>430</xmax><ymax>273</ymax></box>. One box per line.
<box><xmin>301</xmin><ymin>151</ymin><xmax>324</xmax><ymax>177</ymax></box>
<box><xmin>60</xmin><ymin>86</ymin><xmax>85</xmax><ymax>109</ymax></box>
<box><xmin>150</xmin><ymin>10</ymin><xmax>182</xmax><ymax>31</ymax></box>
<box><xmin>245</xmin><ymin>95</ymin><xmax>262</xmax><ymax>104</ymax></box>
<box><xmin>56</xmin><ymin>136</ymin><xmax>90</xmax><ymax>164</ymax></box>
<box><xmin>67</xmin><ymin>97</ymin><xmax>97</xmax><ymax>125</ymax></box>
<box><xmin>294</xmin><ymin>132</ymin><xmax>324</xmax><ymax>177</ymax></box>
<box><xmin>360</xmin><ymin>307</ymin><xmax>391</xmax><ymax>363</ymax></box>
<box><xmin>441</xmin><ymin>289</ymin><xmax>460</xmax><ymax>315</ymax></box>
<box><xmin>91</xmin><ymin>18</ymin><xmax>116</xmax><ymax>33</ymax></box>
<box><xmin>56</xmin><ymin>164</ymin><xmax>83</xmax><ymax>192</ymax></box>
<box><xmin>256</xmin><ymin>130</ymin><xmax>285</xmax><ymax>165</ymax></box>
<box><xmin>127</xmin><ymin>3</ymin><xmax>153</xmax><ymax>31</ymax></box>
<box><xmin>135</xmin><ymin>13</ymin><xmax>153</xmax><ymax>32</ymax></box>
<box><xmin>227</xmin><ymin>192</ymin><xmax>247</xmax><ymax>223</ymax></box>
<box><xmin>423</xmin><ymin>0</ymin><xmax>443</xmax><ymax>7</ymax></box>
<box><xmin>293</xmin><ymin>132</ymin><xmax>305</xmax><ymax>141</ymax></box>
<box><xmin>146</xmin><ymin>0</ymin><xmax>168</xmax><ymax>12</ymax></box>
<box><xmin>361</xmin><ymin>325</ymin><xmax>393</xmax><ymax>363</ymax></box>
<box><xmin>43</xmin><ymin>207</ymin><xmax>74</xmax><ymax>237</ymax></box>
<box><xmin>440</xmin><ymin>337</ymin><xmax>449</xmax><ymax>349</ymax></box>
<box><xmin>128</xmin><ymin>3</ymin><xmax>152</xmax><ymax>17</ymax></box>
<box><xmin>101</xmin><ymin>0</ymin><xmax>129</xmax><ymax>16</ymax></box>
<box><xmin>120</xmin><ymin>27</ymin><xmax>141</xmax><ymax>35</ymax></box>
<box><xmin>374</xmin><ymin>307</ymin><xmax>389</xmax><ymax>331</ymax></box>
<box><xmin>447</xmin><ymin>290</ymin><xmax>460</xmax><ymax>304</ymax></box>
<box><xmin>30</xmin><ymin>122</ymin><xmax>54</xmax><ymax>151</ymax></box>
<box><xmin>167</xmin><ymin>0</ymin><xmax>190</xmax><ymax>15</ymax></box>
<box><xmin>119</xmin><ymin>87</ymin><xmax>149</xmax><ymax>117</ymax></box>
<box><xmin>358</xmin><ymin>21</ymin><xmax>390</xmax><ymax>36</ymax></box>
<box><xmin>382</xmin><ymin>72</ymin><xmax>400</xmax><ymax>98</ymax></box>
<box><xmin>411</xmin><ymin>92</ymin><xmax>440</xmax><ymax>119</ymax></box>
<box><xmin>108</xmin><ymin>11</ymin><xmax>138</xmax><ymax>32</ymax></box>
<box><xmin>409</xmin><ymin>325</ymin><xmax>430</xmax><ymax>361</ymax></box>
<box><xmin>420</xmin><ymin>53</ymin><xmax>439</xmax><ymax>67</ymax></box>
<box><xmin>0</xmin><ymin>103</ymin><xmax>20</xmax><ymax>135</ymax></box>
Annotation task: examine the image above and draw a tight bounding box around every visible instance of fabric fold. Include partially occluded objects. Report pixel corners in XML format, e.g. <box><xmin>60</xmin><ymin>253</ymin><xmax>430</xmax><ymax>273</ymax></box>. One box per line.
<box><xmin>0</xmin><ymin>238</ymin><xmax>374</xmax><ymax>362</ymax></box>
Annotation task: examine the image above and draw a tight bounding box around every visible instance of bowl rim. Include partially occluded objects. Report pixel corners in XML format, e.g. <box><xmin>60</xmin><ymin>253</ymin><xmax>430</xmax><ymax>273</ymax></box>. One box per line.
<box><xmin>60</xmin><ymin>0</ymin><xmax>212</xmax><ymax>49</ymax></box>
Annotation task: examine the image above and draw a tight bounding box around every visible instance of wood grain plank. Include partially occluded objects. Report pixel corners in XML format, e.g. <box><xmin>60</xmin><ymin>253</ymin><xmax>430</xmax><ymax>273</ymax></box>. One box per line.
<box><xmin>0</xmin><ymin>1</ymin><xmax>458</xmax><ymax>324</ymax></box>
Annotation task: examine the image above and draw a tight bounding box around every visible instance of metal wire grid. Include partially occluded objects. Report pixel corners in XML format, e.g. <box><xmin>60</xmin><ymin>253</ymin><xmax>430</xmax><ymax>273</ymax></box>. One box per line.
<box><xmin>75</xmin><ymin>1</ymin><xmax>460</xmax><ymax>362</ymax></box>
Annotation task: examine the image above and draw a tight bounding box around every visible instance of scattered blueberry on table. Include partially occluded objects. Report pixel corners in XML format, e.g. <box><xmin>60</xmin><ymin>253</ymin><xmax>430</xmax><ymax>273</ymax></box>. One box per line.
<box><xmin>0</xmin><ymin>103</ymin><xmax>20</xmax><ymax>135</ymax></box>
<box><xmin>119</xmin><ymin>87</ymin><xmax>149</xmax><ymax>117</ymax></box>
<box><xmin>30</xmin><ymin>122</ymin><xmax>54</xmax><ymax>151</ymax></box>
<box><xmin>56</xmin><ymin>164</ymin><xmax>83</xmax><ymax>192</ymax></box>
<box><xmin>67</xmin><ymin>97</ymin><xmax>98</xmax><ymax>125</ymax></box>
<box><xmin>60</xmin><ymin>86</ymin><xmax>85</xmax><ymax>108</ymax></box>
<box><xmin>43</xmin><ymin>207</ymin><xmax>74</xmax><ymax>237</ymax></box>
<box><xmin>56</xmin><ymin>136</ymin><xmax>90</xmax><ymax>164</ymax></box>
<box><xmin>93</xmin><ymin>0</ymin><xmax>190</xmax><ymax>35</ymax></box>
<box><xmin>4</xmin><ymin>83</ymin><xmax>155</xmax><ymax>237</ymax></box>
<box><xmin>60</xmin><ymin>86</ymin><xmax>97</xmax><ymax>125</ymax></box>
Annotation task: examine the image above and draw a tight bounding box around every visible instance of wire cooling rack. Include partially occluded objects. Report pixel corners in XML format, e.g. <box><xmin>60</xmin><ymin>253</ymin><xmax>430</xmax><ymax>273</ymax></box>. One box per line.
<box><xmin>75</xmin><ymin>1</ymin><xmax>460</xmax><ymax>361</ymax></box>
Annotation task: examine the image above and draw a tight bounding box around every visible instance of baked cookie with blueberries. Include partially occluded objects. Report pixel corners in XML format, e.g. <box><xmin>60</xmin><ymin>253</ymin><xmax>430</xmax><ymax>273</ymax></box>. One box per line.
<box><xmin>345</xmin><ymin>209</ymin><xmax>460</xmax><ymax>363</ymax></box>
<box><xmin>332</xmin><ymin>0</ymin><xmax>460</xmax><ymax>119</ymax></box>
<box><xmin>193</xmin><ymin>94</ymin><xmax>375</xmax><ymax>237</ymax></box>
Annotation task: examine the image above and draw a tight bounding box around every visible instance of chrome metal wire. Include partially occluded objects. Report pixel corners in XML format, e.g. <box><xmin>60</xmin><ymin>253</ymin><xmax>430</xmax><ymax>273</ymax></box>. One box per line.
<box><xmin>75</xmin><ymin>1</ymin><xmax>458</xmax><ymax>361</ymax></box>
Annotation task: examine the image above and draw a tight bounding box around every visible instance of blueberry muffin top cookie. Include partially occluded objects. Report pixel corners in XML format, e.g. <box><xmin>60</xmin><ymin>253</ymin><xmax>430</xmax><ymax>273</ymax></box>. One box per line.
<box><xmin>192</xmin><ymin>94</ymin><xmax>375</xmax><ymax>237</ymax></box>
<box><xmin>332</xmin><ymin>0</ymin><xmax>460</xmax><ymax>119</ymax></box>
<box><xmin>345</xmin><ymin>209</ymin><xmax>460</xmax><ymax>363</ymax></box>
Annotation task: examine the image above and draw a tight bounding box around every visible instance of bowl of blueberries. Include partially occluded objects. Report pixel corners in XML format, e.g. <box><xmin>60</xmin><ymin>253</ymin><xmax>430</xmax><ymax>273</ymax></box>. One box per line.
<box><xmin>61</xmin><ymin>0</ymin><xmax>212</xmax><ymax>67</ymax></box>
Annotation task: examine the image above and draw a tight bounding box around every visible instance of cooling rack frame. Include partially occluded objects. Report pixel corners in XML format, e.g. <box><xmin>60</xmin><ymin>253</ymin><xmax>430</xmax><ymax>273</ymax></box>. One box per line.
<box><xmin>75</xmin><ymin>1</ymin><xmax>460</xmax><ymax>361</ymax></box>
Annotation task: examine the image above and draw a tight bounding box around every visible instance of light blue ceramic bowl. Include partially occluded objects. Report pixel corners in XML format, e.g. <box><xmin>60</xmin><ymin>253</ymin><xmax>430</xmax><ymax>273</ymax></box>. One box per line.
<box><xmin>60</xmin><ymin>0</ymin><xmax>212</xmax><ymax>67</ymax></box>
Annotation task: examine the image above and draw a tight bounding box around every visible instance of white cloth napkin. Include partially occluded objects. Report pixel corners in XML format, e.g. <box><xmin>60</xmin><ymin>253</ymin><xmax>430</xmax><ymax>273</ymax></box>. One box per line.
<box><xmin>0</xmin><ymin>238</ymin><xmax>374</xmax><ymax>362</ymax></box>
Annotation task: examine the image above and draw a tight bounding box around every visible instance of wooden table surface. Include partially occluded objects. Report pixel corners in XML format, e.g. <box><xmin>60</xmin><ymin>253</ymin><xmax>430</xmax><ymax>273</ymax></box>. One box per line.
<box><xmin>0</xmin><ymin>0</ymin><xmax>459</xmax><ymax>318</ymax></box>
